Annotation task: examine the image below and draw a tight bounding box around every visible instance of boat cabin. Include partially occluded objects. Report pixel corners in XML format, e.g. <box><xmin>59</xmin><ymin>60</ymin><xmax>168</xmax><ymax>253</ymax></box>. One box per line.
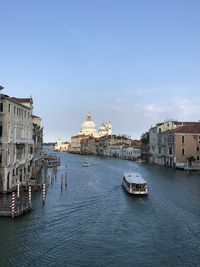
<box><xmin>122</xmin><ymin>172</ymin><xmax>148</xmax><ymax>195</ymax></box>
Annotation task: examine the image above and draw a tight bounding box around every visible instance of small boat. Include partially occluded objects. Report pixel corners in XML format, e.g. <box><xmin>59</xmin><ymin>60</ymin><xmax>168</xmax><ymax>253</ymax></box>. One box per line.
<box><xmin>122</xmin><ymin>172</ymin><xmax>148</xmax><ymax>195</ymax></box>
<box><xmin>83</xmin><ymin>162</ymin><xmax>92</xmax><ymax>167</ymax></box>
<box><xmin>135</xmin><ymin>159</ymin><xmax>145</xmax><ymax>163</ymax></box>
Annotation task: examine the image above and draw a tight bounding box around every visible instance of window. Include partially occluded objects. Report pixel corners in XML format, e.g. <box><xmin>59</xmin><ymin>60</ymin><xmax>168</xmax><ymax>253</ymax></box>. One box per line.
<box><xmin>169</xmin><ymin>147</ymin><xmax>172</xmax><ymax>155</ymax></box>
<box><xmin>199</xmin><ymin>136</ymin><xmax>200</xmax><ymax>144</ymax></box>
<box><xmin>0</xmin><ymin>102</ymin><xmax>3</xmax><ymax>112</ymax></box>
<box><xmin>14</xmin><ymin>106</ymin><xmax>16</xmax><ymax>114</ymax></box>
<box><xmin>159</xmin><ymin>147</ymin><xmax>161</xmax><ymax>154</ymax></box>
<box><xmin>197</xmin><ymin>156</ymin><xmax>200</xmax><ymax>161</ymax></box>
<box><xmin>181</xmin><ymin>148</ymin><xmax>185</xmax><ymax>156</ymax></box>
<box><xmin>182</xmin><ymin>135</ymin><xmax>185</xmax><ymax>144</ymax></box>
<box><xmin>197</xmin><ymin>147</ymin><xmax>200</xmax><ymax>152</ymax></box>
<box><xmin>0</xmin><ymin>124</ymin><xmax>2</xmax><ymax>137</ymax></box>
<box><xmin>0</xmin><ymin>154</ymin><xmax>2</xmax><ymax>164</ymax></box>
<box><xmin>159</xmin><ymin>128</ymin><xmax>161</xmax><ymax>133</ymax></box>
<box><xmin>8</xmin><ymin>104</ymin><xmax>11</xmax><ymax>113</ymax></box>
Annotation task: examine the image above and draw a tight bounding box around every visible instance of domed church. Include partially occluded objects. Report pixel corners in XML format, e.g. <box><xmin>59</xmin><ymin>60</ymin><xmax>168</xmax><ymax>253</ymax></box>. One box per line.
<box><xmin>80</xmin><ymin>112</ymin><xmax>97</xmax><ymax>136</ymax></box>
<box><xmin>69</xmin><ymin>113</ymin><xmax>112</xmax><ymax>152</ymax></box>
<box><xmin>79</xmin><ymin>112</ymin><xmax>112</xmax><ymax>137</ymax></box>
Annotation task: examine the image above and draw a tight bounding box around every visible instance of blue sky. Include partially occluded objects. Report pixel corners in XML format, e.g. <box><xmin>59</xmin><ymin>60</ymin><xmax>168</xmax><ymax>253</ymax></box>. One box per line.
<box><xmin>1</xmin><ymin>0</ymin><xmax>200</xmax><ymax>142</ymax></box>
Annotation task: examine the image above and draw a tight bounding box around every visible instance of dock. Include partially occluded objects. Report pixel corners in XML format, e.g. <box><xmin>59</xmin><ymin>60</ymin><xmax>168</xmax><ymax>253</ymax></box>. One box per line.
<box><xmin>43</xmin><ymin>154</ymin><xmax>60</xmax><ymax>168</ymax></box>
<box><xmin>0</xmin><ymin>204</ymin><xmax>32</xmax><ymax>217</ymax></box>
<box><xmin>0</xmin><ymin>193</ymin><xmax>32</xmax><ymax>218</ymax></box>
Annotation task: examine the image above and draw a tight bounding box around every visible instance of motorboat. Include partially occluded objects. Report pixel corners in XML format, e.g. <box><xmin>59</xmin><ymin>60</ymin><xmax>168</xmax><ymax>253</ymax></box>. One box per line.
<box><xmin>83</xmin><ymin>162</ymin><xmax>92</xmax><ymax>167</ymax></box>
<box><xmin>122</xmin><ymin>172</ymin><xmax>148</xmax><ymax>195</ymax></box>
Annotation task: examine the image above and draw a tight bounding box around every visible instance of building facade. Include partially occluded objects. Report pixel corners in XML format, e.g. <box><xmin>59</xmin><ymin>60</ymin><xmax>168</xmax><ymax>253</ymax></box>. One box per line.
<box><xmin>54</xmin><ymin>138</ymin><xmax>69</xmax><ymax>151</ymax></box>
<box><xmin>173</xmin><ymin>124</ymin><xmax>200</xmax><ymax>168</ymax></box>
<box><xmin>0</xmin><ymin>93</ymin><xmax>43</xmax><ymax>193</ymax></box>
<box><xmin>150</xmin><ymin>121</ymin><xmax>200</xmax><ymax>168</ymax></box>
<box><xmin>149</xmin><ymin>120</ymin><xmax>185</xmax><ymax>165</ymax></box>
<box><xmin>69</xmin><ymin>113</ymin><xmax>112</xmax><ymax>152</ymax></box>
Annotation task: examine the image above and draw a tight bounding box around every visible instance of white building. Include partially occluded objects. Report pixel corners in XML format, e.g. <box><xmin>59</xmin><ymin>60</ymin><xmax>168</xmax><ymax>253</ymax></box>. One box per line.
<box><xmin>122</xmin><ymin>146</ymin><xmax>141</xmax><ymax>160</ymax></box>
<box><xmin>80</xmin><ymin>113</ymin><xmax>97</xmax><ymax>136</ymax></box>
<box><xmin>149</xmin><ymin>120</ymin><xmax>184</xmax><ymax>165</ymax></box>
<box><xmin>79</xmin><ymin>112</ymin><xmax>112</xmax><ymax>138</ymax></box>
<box><xmin>69</xmin><ymin>113</ymin><xmax>112</xmax><ymax>152</ymax></box>
<box><xmin>0</xmin><ymin>93</ymin><xmax>43</xmax><ymax>192</ymax></box>
<box><xmin>55</xmin><ymin>138</ymin><xmax>69</xmax><ymax>151</ymax></box>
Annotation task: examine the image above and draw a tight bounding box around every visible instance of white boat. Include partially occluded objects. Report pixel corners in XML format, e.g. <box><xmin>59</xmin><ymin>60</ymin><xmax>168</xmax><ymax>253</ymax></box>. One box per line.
<box><xmin>135</xmin><ymin>159</ymin><xmax>145</xmax><ymax>163</ymax></box>
<box><xmin>122</xmin><ymin>172</ymin><xmax>148</xmax><ymax>195</ymax></box>
<box><xmin>83</xmin><ymin>162</ymin><xmax>92</xmax><ymax>167</ymax></box>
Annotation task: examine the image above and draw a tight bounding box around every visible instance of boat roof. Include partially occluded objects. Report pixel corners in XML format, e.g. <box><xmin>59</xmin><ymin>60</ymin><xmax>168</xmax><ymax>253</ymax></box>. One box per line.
<box><xmin>123</xmin><ymin>172</ymin><xmax>147</xmax><ymax>184</ymax></box>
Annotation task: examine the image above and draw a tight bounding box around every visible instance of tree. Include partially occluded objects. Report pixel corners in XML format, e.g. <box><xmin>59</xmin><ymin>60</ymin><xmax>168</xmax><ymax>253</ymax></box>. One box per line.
<box><xmin>187</xmin><ymin>156</ymin><xmax>195</xmax><ymax>167</ymax></box>
<box><xmin>141</xmin><ymin>132</ymin><xmax>149</xmax><ymax>144</ymax></box>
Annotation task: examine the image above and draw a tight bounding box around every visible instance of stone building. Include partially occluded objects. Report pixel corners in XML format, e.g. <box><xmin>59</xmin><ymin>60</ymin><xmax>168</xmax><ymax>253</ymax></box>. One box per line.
<box><xmin>69</xmin><ymin>112</ymin><xmax>112</xmax><ymax>152</ymax></box>
<box><xmin>173</xmin><ymin>124</ymin><xmax>200</xmax><ymax>168</ymax></box>
<box><xmin>0</xmin><ymin>91</ymin><xmax>43</xmax><ymax>193</ymax></box>
<box><xmin>54</xmin><ymin>138</ymin><xmax>69</xmax><ymax>151</ymax></box>
<box><xmin>149</xmin><ymin>120</ymin><xmax>184</xmax><ymax>165</ymax></box>
<box><xmin>149</xmin><ymin>120</ymin><xmax>200</xmax><ymax>168</ymax></box>
<box><xmin>79</xmin><ymin>112</ymin><xmax>112</xmax><ymax>138</ymax></box>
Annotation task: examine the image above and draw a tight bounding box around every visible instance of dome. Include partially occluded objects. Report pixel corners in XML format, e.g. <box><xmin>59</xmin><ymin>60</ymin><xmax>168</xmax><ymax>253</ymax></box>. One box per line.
<box><xmin>99</xmin><ymin>123</ymin><xmax>106</xmax><ymax>131</ymax></box>
<box><xmin>99</xmin><ymin>126</ymin><xmax>106</xmax><ymax>131</ymax></box>
<box><xmin>80</xmin><ymin>113</ymin><xmax>97</xmax><ymax>136</ymax></box>
<box><xmin>81</xmin><ymin>121</ymin><xmax>96</xmax><ymax>130</ymax></box>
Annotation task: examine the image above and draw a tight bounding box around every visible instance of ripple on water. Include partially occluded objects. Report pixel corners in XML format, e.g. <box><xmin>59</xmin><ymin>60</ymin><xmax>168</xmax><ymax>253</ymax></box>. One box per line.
<box><xmin>1</xmin><ymin>155</ymin><xmax>200</xmax><ymax>267</ymax></box>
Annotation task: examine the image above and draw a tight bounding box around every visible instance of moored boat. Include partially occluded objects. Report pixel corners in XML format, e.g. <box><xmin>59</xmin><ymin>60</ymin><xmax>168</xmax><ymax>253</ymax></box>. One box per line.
<box><xmin>122</xmin><ymin>172</ymin><xmax>148</xmax><ymax>195</ymax></box>
<box><xmin>83</xmin><ymin>162</ymin><xmax>92</xmax><ymax>167</ymax></box>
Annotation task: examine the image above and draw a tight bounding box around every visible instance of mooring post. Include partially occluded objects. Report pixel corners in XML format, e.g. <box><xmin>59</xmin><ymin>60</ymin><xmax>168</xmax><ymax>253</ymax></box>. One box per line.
<box><xmin>42</xmin><ymin>183</ymin><xmax>46</xmax><ymax>205</ymax></box>
<box><xmin>51</xmin><ymin>168</ymin><xmax>54</xmax><ymax>181</ymax></box>
<box><xmin>61</xmin><ymin>173</ymin><xmax>64</xmax><ymax>190</ymax></box>
<box><xmin>55</xmin><ymin>167</ymin><xmax>57</xmax><ymax>179</ymax></box>
<box><xmin>11</xmin><ymin>192</ymin><xmax>15</xmax><ymax>218</ymax></box>
<box><xmin>65</xmin><ymin>171</ymin><xmax>67</xmax><ymax>186</ymax></box>
<box><xmin>48</xmin><ymin>175</ymin><xmax>50</xmax><ymax>186</ymax></box>
<box><xmin>51</xmin><ymin>172</ymin><xmax>54</xmax><ymax>185</ymax></box>
<box><xmin>28</xmin><ymin>186</ymin><xmax>32</xmax><ymax>206</ymax></box>
<box><xmin>17</xmin><ymin>180</ymin><xmax>20</xmax><ymax>198</ymax></box>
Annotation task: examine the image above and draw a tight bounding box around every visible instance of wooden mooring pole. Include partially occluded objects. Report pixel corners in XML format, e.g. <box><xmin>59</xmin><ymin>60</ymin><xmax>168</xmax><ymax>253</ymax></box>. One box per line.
<box><xmin>42</xmin><ymin>183</ymin><xmax>46</xmax><ymax>205</ymax></box>
<box><xmin>65</xmin><ymin>164</ymin><xmax>67</xmax><ymax>186</ymax></box>
<box><xmin>17</xmin><ymin>181</ymin><xmax>20</xmax><ymax>198</ymax></box>
<box><xmin>28</xmin><ymin>186</ymin><xmax>32</xmax><ymax>205</ymax></box>
<box><xmin>11</xmin><ymin>192</ymin><xmax>15</xmax><ymax>218</ymax></box>
<box><xmin>61</xmin><ymin>173</ymin><xmax>64</xmax><ymax>190</ymax></box>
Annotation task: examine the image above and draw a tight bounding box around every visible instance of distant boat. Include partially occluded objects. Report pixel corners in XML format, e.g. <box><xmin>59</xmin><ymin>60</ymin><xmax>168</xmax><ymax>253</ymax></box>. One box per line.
<box><xmin>122</xmin><ymin>172</ymin><xmax>148</xmax><ymax>195</ymax></box>
<box><xmin>135</xmin><ymin>159</ymin><xmax>145</xmax><ymax>163</ymax></box>
<box><xmin>83</xmin><ymin>162</ymin><xmax>92</xmax><ymax>167</ymax></box>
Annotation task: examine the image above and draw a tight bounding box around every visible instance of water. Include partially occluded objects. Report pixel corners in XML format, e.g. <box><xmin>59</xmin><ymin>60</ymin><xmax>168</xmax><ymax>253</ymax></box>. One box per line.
<box><xmin>0</xmin><ymin>152</ymin><xmax>200</xmax><ymax>267</ymax></box>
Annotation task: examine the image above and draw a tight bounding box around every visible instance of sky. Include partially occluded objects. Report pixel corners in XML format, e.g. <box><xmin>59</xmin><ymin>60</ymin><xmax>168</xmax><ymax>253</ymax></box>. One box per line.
<box><xmin>0</xmin><ymin>0</ymin><xmax>200</xmax><ymax>142</ymax></box>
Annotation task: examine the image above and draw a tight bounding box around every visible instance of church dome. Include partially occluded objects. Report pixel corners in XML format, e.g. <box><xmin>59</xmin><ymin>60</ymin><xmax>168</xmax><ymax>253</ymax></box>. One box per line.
<box><xmin>99</xmin><ymin>123</ymin><xmax>106</xmax><ymax>131</ymax></box>
<box><xmin>80</xmin><ymin>113</ymin><xmax>97</xmax><ymax>136</ymax></box>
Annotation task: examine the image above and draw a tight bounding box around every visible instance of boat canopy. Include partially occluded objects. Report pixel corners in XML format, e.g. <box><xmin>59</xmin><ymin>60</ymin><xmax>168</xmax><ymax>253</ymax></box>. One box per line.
<box><xmin>124</xmin><ymin>172</ymin><xmax>146</xmax><ymax>184</ymax></box>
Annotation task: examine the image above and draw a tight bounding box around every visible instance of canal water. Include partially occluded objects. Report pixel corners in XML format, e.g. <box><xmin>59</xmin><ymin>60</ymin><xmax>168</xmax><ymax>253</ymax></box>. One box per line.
<box><xmin>0</xmin><ymin>152</ymin><xmax>200</xmax><ymax>267</ymax></box>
